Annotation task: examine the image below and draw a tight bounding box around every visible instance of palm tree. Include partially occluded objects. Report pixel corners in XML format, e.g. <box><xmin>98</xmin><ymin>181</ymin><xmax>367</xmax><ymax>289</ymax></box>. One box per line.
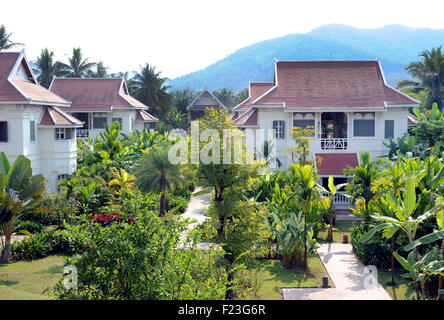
<box><xmin>171</xmin><ymin>88</ymin><xmax>197</xmax><ymax>114</ymax></box>
<box><xmin>398</xmin><ymin>47</ymin><xmax>444</xmax><ymax>110</ymax></box>
<box><xmin>132</xmin><ymin>63</ymin><xmax>171</xmax><ymax>117</ymax></box>
<box><xmin>344</xmin><ymin>152</ymin><xmax>382</xmax><ymax>231</ymax></box>
<box><xmin>0</xmin><ymin>152</ymin><xmax>45</xmax><ymax>263</ymax></box>
<box><xmin>234</xmin><ymin>88</ymin><xmax>249</xmax><ymax>106</ymax></box>
<box><xmin>32</xmin><ymin>48</ymin><xmax>69</xmax><ymax>88</ymax></box>
<box><xmin>133</xmin><ymin>142</ymin><xmax>182</xmax><ymax>216</ymax></box>
<box><xmin>0</xmin><ymin>25</ymin><xmax>23</xmax><ymax>51</ymax></box>
<box><xmin>89</xmin><ymin>61</ymin><xmax>108</xmax><ymax>78</ymax></box>
<box><xmin>213</xmin><ymin>87</ymin><xmax>235</xmax><ymax>108</ymax></box>
<box><xmin>285</xmin><ymin>163</ymin><xmax>322</xmax><ymax>269</ymax></box>
<box><xmin>62</xmin><ymin>47</ymin><xmax>96</xmax><ymax>78</ymax></box>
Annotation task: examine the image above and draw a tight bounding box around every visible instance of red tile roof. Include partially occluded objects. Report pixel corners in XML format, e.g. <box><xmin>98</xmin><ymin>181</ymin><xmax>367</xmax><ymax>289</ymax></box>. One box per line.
<box><xmin>233</xmin><ymin>109</ymin><xmax>258</xmax><ymax>127</ymax></box>
<box><xmin>0</xmin><ymin>52</ymin><xmax>70</xmax><ymax>106</ymax></box>
<box><xmin>136</xmin><ymin>109</ymin><xmax>158</xmax><ymax>122</ymax></box>
<box><xmin>252</xmin><ymin>61</ymin><xmax>418</xmax><ymax>110</ymax></box>
<box><xmin>40</xmin><ymin>106</ymin><xmax>83</xmax><ymax>127</ymax></box>
<box><xmin>50</xmin><ymin>78</ymin><xmax>149</xmax><ymax>112</ymax></box>
<box><xmin>315</xmin><ymin>153</ymin><xmax>359</xmax><ymax>175</ymax></box>
<box><xmin>233</xmin><ymin>82</ymin><xmax>274</xmax><ymax>111</ymax></box>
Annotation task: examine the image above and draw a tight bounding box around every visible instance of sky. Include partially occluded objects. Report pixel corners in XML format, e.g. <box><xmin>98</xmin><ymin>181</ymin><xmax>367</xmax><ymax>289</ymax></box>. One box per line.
<box><xmin>2</xmin><ymin>0</ymin><xmax>444</xmax><ymax>79</ymax></box>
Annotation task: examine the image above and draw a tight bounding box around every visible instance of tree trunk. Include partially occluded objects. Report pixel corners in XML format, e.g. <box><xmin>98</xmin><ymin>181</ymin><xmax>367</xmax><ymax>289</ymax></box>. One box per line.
<box><xmin>1</xmin><ymin>233</ymin><xmax>12</xmax><ymax>264</ymax></box>
<box><xmin>303</xmin><ymin>211</ymin><xmax>307</xmax><ymax>270</ymax></box>
<box><xmin>389</xmin><ymin>233</ymin><xmax>398</xmax><ymax>285</ymax></box>
<box><xmin>159</xmin><ymin>173</ymin><xmax>167</xmax><ymax>217</ymax></box>
<box><xmin>327</xmin><ymin>199</ymin><xmax>333</xmax><ymax>242</ymax></box>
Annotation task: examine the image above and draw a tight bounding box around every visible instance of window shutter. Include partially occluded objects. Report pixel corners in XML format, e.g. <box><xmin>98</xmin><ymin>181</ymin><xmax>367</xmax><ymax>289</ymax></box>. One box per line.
<box><xmin>384</xmin><ymin>120</ymin><xmax>394</xmax><ymax>139</ymax></box>
<box><xmin>0</xmin><ymin>122</ymin><xmax>7</xmax><ymax>142</ymax></box>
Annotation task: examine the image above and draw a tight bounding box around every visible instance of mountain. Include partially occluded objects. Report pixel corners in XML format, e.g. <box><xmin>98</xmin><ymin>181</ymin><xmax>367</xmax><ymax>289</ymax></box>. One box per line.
<box><xmin>170</xmin><ymin>24</ymin><xmax>444</xmax><ymax>92</ymax></box>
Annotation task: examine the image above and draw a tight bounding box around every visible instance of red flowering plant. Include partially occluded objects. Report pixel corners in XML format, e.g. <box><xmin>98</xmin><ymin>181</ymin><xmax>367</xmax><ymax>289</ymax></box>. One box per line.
<box><xmin>90</xmin><ymin>211</ymin><xmax>135</xmax><ymax>227</ymax></box>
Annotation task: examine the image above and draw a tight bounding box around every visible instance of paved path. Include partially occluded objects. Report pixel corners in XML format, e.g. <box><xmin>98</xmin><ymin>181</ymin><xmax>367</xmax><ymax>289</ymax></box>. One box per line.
<box><xmin>178</xmin><ymin>188</ymin><xmax>215</xmax><ymax>250</ymax></box>
<box><xmin>282</xmin><ymin>243</ymin><xmax>392</xmax><ymax>300</ymax></box>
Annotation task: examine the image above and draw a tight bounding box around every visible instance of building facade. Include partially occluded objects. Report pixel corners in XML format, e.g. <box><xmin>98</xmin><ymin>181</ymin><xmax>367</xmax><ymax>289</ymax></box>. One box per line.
<box><xmin>187</xmin><ymin>90</ymin><xmax>226</xmax><ymax>120</ymax></box>
<box><xmin>0</xmin><ymin>51</ymin><xmax>83</xmax><ymax>192</ymax></box>
<box><xmin>49</xmin><ymin>78</ymin><xmax>157</xmax><ymax>140</ymax></box>
<box><xmin>231</xmin><ymin>60</ymin><xmax>419</xmax><ymax>208</ymax></box>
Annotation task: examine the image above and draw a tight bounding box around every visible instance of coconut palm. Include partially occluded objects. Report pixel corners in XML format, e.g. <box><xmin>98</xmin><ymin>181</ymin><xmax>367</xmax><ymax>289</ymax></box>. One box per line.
<box><xmin>62</xmin><ymin>47</ymin><xmax>96</xmax><ymax>78</ymax></box>
<box><xmin>133</xmin><ymin>142</ymin><xmax>183</xmax><ymax>216</ymax></box>
<box><xmin>0</xmin><ymin>25</ymin><xmax>23</xmax><ymax>51</ymax></box>
<box><xmin>132</xmin><ymin>63</ymin><xmax>171</xmax><ymax>117</ymax></box>
<box><xmin>213</xmin><ymin>87</ymin><xmax>235</xmax><ymax>108</ymax></box>
<box><xmin>398</xmin><ymin>47</ymin><xmax>444</xmax><ymax>110</ymax></box>
<box><xmin>89</xmin><ymin>61</ymin><xmax>108</xmax><ymax>78</ymax></box>
<box><xmin>0</xmin><ymin>152</ymin><xmax>45</xmax><ymax>263</ymax></box>
<box><xmin>32</xmin><ymin>48</ymin><xmax>69</xmax><ymax>88</ymax></box>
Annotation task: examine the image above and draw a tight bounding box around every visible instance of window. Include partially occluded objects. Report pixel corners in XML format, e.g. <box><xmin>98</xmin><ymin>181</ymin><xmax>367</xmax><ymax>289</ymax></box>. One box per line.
<box><xmin>57</xmin><ymin>174</ymin><xmax>69</xmax><ymax>191</ymax></box>
<box><xmin>273</xmin><ymin>120</ymin><xmax>285</xmax><ymax>139</ymax></box>
<box><xmin>144</xmin><ymin>122</ymin><xmax>156</xmax><ymax>130</ymax></box>
<box><xmin>30</xmin><ymin>121</ymin><xmax>35</xmax><ymax>142</ymax></box>
<box><xmin>293</xmin><ymin>119</ymin><xmax>315</xmax><ymax>136</ymax></box>
<box><xmin>93</xmin><ymin>117</ymin><xmax>107</xmax><ymax>129</ymax></box>
<box><xmin>385</xmin><ymin>120</ymin><xmax>394</xmax><ymax>139</ymax></box>
<box><xmin>112</xmin><ymin>118</ymin><xmax>122</xmax><ymax>126</ymax></box>
<box><xmin>55</xmin><ymin>128</ymin><xmax>73</xmax><ymax>140</ymax></box>
<box><xmin>0</xmin><ymin>121</ymin><xmax>7</xmax><ymax>142</ymax></box>
<box><xmin>56</xmin><ymin>128</ymin><xmax>65</xmax><ymax>140</ymax></box>
<box><xmin>354</xmin><ymin>120</ymin><xmax>375</xmax><ymax>137</ymax></box>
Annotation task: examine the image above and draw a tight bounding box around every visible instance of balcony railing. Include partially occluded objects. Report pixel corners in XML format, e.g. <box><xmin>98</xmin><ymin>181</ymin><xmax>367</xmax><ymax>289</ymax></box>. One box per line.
<box><xmin>321</xmin><ymin>138</ymin><xmax>348</xmax><ymax>150</ymax></box>
<box><xmin>322</xmin><ymin>191</ymin><xmax>351</xmax><ymax>207</ymax></box>
<box><xmin>76</xmin><ymin>129</ymin><xmax>89</xmax><ymax>138</ymax></box>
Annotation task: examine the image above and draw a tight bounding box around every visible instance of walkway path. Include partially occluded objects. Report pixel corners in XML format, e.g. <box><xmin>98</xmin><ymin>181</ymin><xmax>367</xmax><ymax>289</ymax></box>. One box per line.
<box><xmin>178</xmin><ymin>188</ymin><xmax>214</xmax><ymax>249</ymax></box>
<box><xmin>282</xmin><ymin>243</ymin><xmax>392</xmax><ymax>300</ymax></box>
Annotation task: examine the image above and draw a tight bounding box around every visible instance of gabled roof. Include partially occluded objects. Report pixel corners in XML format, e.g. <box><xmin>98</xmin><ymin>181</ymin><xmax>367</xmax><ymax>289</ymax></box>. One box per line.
<box><xmin>251</xmin><ymin>60</ymin><xmax>419</xmax><ymax>111</ymax></box>
<box><xmin>233</xmin><ymin>108</ymin><xmax>258</xmax><ymax>127</ymax></box>
<box><xmin>49</xmin><ymin>78</ymin><xmax>149</xmax><ymax>112</ymax></box>
<box><xmin>315</xmin><ymin>153</ymin><xmax>359</xmax><ymax>176</ymax></box>
<box><xmin>39</xmin><ymin>106</ymin><xmax>83</xmax><ymax>127</ymax></box>
<box><xmin>186</xmin><ymin>90</ymin><xmax>226</xmax><ymax>111</ymax></box>
<box><xmin>0</xmin><ymin>51</ymin><xmax>70</xmax><ymax>106</ymax></box>
<box><xmin>136</xmin><ymin>109</ymin><xmax>158</xmax><ymax>122</ymax></box>
<box><xmin>232</xmin><ymin>82</ymin><xmax>274</xmax><ymax>111</ymax></box>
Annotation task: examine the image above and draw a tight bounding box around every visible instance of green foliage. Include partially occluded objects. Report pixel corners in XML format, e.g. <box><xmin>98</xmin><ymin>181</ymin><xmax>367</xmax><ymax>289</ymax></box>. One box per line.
<box><xmin>49</xmin><ymin>209</ymin><xmax>228</xmax><ymax>300</ymax></box>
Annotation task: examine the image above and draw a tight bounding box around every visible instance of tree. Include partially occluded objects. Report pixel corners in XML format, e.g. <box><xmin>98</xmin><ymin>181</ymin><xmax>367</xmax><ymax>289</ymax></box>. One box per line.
<box><xmin>62</xmin><ymin>47</ymin><xmax>96</xmax><ymax>78</ymax></box>
<box><xmin>233</xmin><ymin>88</ymin><xmax>249</xmax><ymax>107</ymax></box>
<box><xmin>345</xmin><ymin>152</ymin><xmax>382</xmax><ymax>231</ymax></box>
<box><xmin>213</xmin><ymin>87</ymin><xmax>235</xmax><ymax>108</ymax></box>
<box><xmin>88</xmin><ymin>60</ymin><xmax>108</xmax><ymax>78</ymax></box>
<box><xmin>133</xmin><ymin>142</ymin><xmax>183</xmax><ymax>216</ymax></box>
<box><xmin>0</xmin><ymin>25</ymin><xmax>23</xmax><ymax>51</ymax></box>
<box><xmin>411</xmin><ymin>103</ymin><xmax>444</xmax><ymax>152</ymax></box>
<box><xmin>323</xmin><ymin>176</ymin><xmax>348</xmax><ymax>242</ymax></box>
<box><xmin>0</xmin><ymin>153</ymin><xmax>45</xmax><ymax>263</ymax></box>
<box><xmin>283</xmin><ymin>163</ymin><xmax>323</xmax><ymax>269</ymax></box>
<box><xmin>398</xmin><ymin>47</ymin><xmax>444</xmax><ymax>110</ymax></box>
<box><xmin>132</xmin><ymin>63</ymin><xmax>171</xmax><ymax>117</ymax></box>
<box><xmin>192</xmin><ymin>108</ymin><xmax>268</xmax><ymax>299</ymax></box>
<box><xmin>286</xmin><ymin>125</ymin><xmax>315</xmax><ymax>165</ymax></box>
<box><xmin>32</xmin><ymin>48</ymin><xmax>68</xmax><ymax>88</ymax></box>
<box><xmin>171</xmin><ymin>89</ymin><xmax>197</xmax><ymax>114</ymax></box>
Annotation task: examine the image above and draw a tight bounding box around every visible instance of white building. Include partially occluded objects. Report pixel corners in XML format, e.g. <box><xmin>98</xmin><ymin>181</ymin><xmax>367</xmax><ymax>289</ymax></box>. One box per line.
<box><xmin>231</xmin><ymin>60</ymin><xmax>419</xmax><ymax>208</ymax></box>
<box><xmin>49</xmin><ymin>78</ymin><xmax>158</xmax><ymax>140</ymax></box>
<box><xmin>0</xmin><ymin>51</ymin><xmax>83</xmax><ymax>192</ymax></box>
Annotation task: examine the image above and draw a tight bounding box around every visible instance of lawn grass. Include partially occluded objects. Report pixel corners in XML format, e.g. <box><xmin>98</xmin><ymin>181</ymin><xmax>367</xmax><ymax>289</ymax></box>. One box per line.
<box><xmin>378</xmin><ymin>269</ymin><xmax>416</xmax><ymax>300</ymax></box>
<box><xmin>245</xmin><ymin>254</ymin><xmax>332</xmax><ymax>300</ymax></box>
<box><xmin>0</xmin><ymin>255</ymin><xmax>68</xmax><ymax>300</ymax></box>
<box><xmin>317</xmin><ymin>220</ymin><xmax>355</xmax><ymax>243</ymax></box>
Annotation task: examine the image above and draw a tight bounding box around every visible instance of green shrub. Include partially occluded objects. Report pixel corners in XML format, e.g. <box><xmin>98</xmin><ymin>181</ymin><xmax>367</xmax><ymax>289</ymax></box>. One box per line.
<box><xmin>350</xmin><ymin>222</ymin><xmax>391</xmax><ymax>268</ymax></box>
<box><xmin>166</xmin><ymin>193</ymin><xmax>189</xmax><ymax>214</ymax></box>
<box><xmin>16</xmin><ymin>221</ymin><xmax>45</xmax><ymax>235</ymax></box>
<box><xmin>11</xmin><ymin>230</ymin><xmax>85</xmax><ymax>261</ymax></box>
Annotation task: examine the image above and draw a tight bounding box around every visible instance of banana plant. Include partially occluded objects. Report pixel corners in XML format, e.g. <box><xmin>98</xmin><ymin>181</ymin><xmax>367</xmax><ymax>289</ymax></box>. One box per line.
<box><xmin>0</xmin><ymin>152</ymin><xmax>45</xmax><ymax>263</ymax></box>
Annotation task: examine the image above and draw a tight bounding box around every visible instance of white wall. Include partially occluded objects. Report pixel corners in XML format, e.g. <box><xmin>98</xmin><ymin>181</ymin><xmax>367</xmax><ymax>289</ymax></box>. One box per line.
<box><xmin>0</xmin><ymin>104</ymin><xmax>78</xmax><ymax>193</ymax></box>
<box><xmin>256</xmin><ymin>108</ymin><xmax>410</xmax><ymax>169</ymax></box>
